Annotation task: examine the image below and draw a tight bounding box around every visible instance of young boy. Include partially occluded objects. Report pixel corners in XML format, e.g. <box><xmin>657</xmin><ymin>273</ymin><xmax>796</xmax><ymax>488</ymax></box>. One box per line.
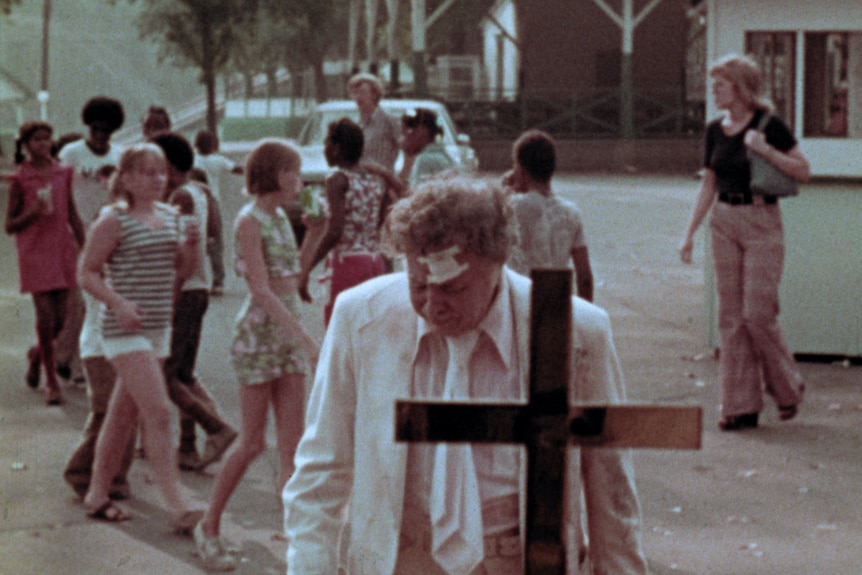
<box><xmin>504</xmin><ymin>129</ymin><xmax>594</xmax><ymax>301</ymax></box>
<box><xmin>62</xmin><ymin>96</ymin><xmax>134</xmax><ymax>499</ymax></box>
<box><xmin>192</xmin><ymin>130</ymin><xmax>242</xmax><ymax>296</ymax></box>
<box><xmin>152</xmin><ymin>132</ymin><xmax>237</xmax><ymax>472</ymax></box>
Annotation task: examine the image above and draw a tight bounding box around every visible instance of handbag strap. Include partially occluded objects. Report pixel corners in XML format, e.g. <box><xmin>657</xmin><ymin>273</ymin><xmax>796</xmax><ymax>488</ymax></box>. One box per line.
<box><xmin>756</xmin><ymin>111</ymin><xmax>771</xmax><ymax>132</ymax></box>
<box><xmin>747</xmin><ymin>112</ymin><xmax>772</xmax><ymax>161</ymax></box>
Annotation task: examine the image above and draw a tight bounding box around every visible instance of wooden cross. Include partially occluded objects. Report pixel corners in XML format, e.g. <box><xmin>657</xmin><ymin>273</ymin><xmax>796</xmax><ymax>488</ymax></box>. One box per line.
<box><xmin>396</xmin><ymin>269</ymin><xmax>702</xmax><ymax>574</ymax></box>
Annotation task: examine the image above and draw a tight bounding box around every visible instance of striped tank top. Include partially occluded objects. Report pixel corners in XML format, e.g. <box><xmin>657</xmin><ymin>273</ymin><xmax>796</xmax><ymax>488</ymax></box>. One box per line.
<box><xmin>100</xmin><ymin>202</ymin><xmax>179</xmax><ymax>337</ymax></box>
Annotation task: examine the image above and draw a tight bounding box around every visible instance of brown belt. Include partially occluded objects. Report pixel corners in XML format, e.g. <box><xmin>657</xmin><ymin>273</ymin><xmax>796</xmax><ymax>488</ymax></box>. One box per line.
<box><xmin>719</xmin><ymin>193</ymin><xmax>777</xmax><ymax>205</ymax></box>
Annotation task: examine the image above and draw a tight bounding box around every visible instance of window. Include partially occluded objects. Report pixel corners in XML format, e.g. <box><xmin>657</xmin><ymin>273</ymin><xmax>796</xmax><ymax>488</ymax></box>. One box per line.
<box><xmin>745</xmin><ymin>31</ymin><xmax>862</xmax><ymax>140</ymax></box>
<box><xmin>803</xmin><ymin>32</ymin><xmax>862</xmax><ymax>138</ymax></box>
<box><xmin>746</xmin><ymin>32</ymin><xmax>796</xmax><ymax>131</ymax></box>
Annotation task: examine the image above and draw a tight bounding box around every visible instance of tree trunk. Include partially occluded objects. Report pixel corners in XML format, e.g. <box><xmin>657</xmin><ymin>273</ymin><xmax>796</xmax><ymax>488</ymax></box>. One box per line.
<box><xmin>313</xmin><ymin>60</ymin><xmax>328</xmax><ymax>103</ymax></box>
<box><xmin>244</xmin><ymin>73</ymin><xmax>254</xmax><ymax>99</ymax></box>
<box><xmin>205</xmin><ymin>68</ymin><xmax>218</xmax><ymax>135</ymax></box>
<box><xmin>266</xmin><ymin>68</ymin><xmax>278</xmax><ymax>99</ymax></box>
<box><xmin>200</xmin><ymin>15</ymin><xmax>218</xmax><ymax>137</ymax></box>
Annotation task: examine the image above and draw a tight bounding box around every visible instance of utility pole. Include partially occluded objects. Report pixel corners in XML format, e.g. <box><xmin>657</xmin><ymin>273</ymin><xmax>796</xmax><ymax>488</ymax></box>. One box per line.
<box><xmin>590</xmin><ymin>0</ymin><xmax>665</xmax><ymax>139</ymax></box>
<box><xmin>410</xmin><ymin>0</ymin><xmax>460</xmax><ymax>98</ymax></box>
<box><xmin>385</xmin><ymin>0</ymin><xmax>400</xmax><ymax>94</ymax></box>
<box><xmin>411</xmin><ymin>0</ymin><xmax>427</xmax><ymax>97</ymax></box>
<box><xmin>38</xmin><ymin>0</ymin><xmax>51</xmax><ymax>120</ymax></box>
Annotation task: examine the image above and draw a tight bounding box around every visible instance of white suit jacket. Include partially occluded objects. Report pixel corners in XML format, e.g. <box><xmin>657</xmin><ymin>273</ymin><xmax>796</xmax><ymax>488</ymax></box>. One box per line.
<box><xmin>284</xmin><ymin>269</ymin><xmax>648</xmax><ymax>575</ymax></box>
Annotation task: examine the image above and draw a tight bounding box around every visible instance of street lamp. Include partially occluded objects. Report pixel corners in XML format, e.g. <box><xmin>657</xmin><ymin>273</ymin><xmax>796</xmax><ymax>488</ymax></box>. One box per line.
<box><xmin>37</xmin><ymin>91</ymin><xmax>49</xmax><ymax>121</ymax></box>
<box><xmin>39</xmin><ymin>0</ymin><xmax>51</xmax><ymax>120</ymax></box>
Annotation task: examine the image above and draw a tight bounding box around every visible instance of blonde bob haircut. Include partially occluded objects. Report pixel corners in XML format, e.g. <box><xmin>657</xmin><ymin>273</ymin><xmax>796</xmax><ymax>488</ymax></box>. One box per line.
<box><xmin>382</xmin><ymin>174</ymin><xmax>518</xmax><ymax>263</ymax></box>
<box><xmin>245</xmin><ymin>138</ymin><xmax>301</xmax><ymax>195</ymax></box>
<box><xmin>109</xmin><ymin>142</ymin><xmax>166</xmax><ymax>207</ymax></box>
<box><xmin>709</xmin><ymin>53</ymin><xmax>773</xmax><ymax>112</ymax></box>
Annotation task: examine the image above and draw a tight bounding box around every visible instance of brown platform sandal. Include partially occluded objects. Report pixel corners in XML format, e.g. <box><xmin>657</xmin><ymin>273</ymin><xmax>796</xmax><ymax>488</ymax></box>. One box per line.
<box><xmin>778</xmin><ymin>405</ymin><xmax>798</xmax><ymax>421</ymax></box>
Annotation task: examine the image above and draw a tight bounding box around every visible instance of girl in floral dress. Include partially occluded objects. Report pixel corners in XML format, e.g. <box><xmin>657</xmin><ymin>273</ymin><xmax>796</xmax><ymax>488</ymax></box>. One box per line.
<box><xmin>297</xmin><ymin>118</ymin><xmax>389</xmax><ymax>325</ymax></box>
<box><xmin>193</xmin><ymin>139</ymin><xmax>318</xmax><ymax>571</ymax></box>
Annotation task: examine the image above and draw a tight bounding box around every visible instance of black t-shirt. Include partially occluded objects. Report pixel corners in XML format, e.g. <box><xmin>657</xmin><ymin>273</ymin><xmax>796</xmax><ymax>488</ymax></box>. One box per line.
<box><xmin>704</xmin><ymin>109</ymin><xmax>797</xmax><ymax>197</ymax></box>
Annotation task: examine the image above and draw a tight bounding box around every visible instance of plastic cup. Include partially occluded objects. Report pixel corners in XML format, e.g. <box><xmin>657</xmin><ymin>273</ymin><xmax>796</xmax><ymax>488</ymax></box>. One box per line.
<box><xmin>37</xmin><ymin>186</ymin><xmax>53</xmax><ymax>214</ymax></box>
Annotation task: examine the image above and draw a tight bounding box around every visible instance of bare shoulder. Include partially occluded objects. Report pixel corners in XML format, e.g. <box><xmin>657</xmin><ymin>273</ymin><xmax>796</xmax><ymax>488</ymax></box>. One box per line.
<box><xmin>325</xmin><ymin>170</ymin><xmax>350</xmax><ymax>188</ymax></box>
<box><xmin>234</xmin><ymin>208</ymin><xmax>260</xmax><ymax>235</ymax></box>
<box><xmin>92</xmin><ymin>204</ymin><xmax>122</xmax><ymax>228</ymax></box>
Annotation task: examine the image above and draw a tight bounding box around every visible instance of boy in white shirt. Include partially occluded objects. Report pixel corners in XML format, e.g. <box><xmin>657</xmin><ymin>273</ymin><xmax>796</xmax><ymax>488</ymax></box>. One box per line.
<box><xmin>193</xmin><ymin>130</ymin><xmax>242</xmax><ymax>296</ymax></box>
<box><xmin>504</xmin><ymin>129</ymin><xmax>594</xmax><ymax>302</ymax></box>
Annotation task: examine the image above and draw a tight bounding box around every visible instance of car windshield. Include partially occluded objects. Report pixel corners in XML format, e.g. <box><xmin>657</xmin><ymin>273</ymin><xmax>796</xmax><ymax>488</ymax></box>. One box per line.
<box><xmin>298</xmin><ymin>102</ymin><xmax>457</xmax><ymax>147</ymax></box>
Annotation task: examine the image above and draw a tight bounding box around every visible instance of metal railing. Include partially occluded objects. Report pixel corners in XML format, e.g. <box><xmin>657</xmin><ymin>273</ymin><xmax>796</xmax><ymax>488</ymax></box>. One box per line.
<box><xmin>438</xmin><ymin>88</ymin><xmax>705</xmax><ymax>140</ymax></box>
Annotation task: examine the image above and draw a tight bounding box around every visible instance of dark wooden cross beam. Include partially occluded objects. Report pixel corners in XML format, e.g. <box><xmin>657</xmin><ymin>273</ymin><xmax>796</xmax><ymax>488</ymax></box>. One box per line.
<box><xmin>396</xmin><ymin>269</ymin><xmax>702</xmax><ymax>574</ymax></box>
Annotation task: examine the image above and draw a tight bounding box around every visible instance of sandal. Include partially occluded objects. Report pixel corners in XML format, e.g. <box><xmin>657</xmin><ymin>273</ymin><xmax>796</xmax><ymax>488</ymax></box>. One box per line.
<box><xmin>778</xmin><ymin>404</ymin><xmax>798</xmax><ymax>421</ymax></box>
<box><xmin>86</xmin><ymin>500</ymin><xmax>132</xmax><ymax>522</ymax></box>
<box><xmin>109</xmin><ymin>483</ymin><xmax>131</xmax><ymax>501</ymax></box>
<box><xmin>171</xmin><ymin>508</ymin><xmax>205</xmax><ymax>535</ymax></box>
<box><xmin>45</xmin><ymin>387</ymin><xmax>65</xmax><ymax>406</ymax></box>
<box><xmin>718</xmin><ymin>412</ymin><xmax>759</xmax><ymax>431</ymax></box>
<box><xmin>194</xmin><ymin>521</ymin><xmax>238</xmax><ymax>571</ymax></box>
<box><xmin>779</xmin><ymin>384</ymin><xmax>804</xmax><ymax>422</ymax></box>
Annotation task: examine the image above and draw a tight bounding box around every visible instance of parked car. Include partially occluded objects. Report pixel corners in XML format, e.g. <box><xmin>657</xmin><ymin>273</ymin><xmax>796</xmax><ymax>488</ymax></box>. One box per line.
<box><xmin>222</xmin><ymin>99</ymin><xmax>478</xmax><ymax>242</ymax></box>
<box><xmin>296</xmin><ymin>98</ymin><xmax>478</xmax><ymax>185</ymax></box>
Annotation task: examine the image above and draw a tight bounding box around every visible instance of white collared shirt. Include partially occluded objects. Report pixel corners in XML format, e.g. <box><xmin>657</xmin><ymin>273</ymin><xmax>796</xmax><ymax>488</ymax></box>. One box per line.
<box><xmin>405</xmin><ymin>273</ymin><xmax>521</xmax><ymax>533</ymax></box>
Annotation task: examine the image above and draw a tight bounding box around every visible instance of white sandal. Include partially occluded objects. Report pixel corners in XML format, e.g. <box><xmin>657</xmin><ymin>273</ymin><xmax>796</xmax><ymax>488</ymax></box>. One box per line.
<box><xmin>194</xmin><ymin>521</ymin><xmax>238</xmax><ymax>571</ymax></box>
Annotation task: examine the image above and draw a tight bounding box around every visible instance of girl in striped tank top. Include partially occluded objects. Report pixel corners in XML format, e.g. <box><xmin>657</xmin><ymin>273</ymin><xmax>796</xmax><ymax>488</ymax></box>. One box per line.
<box><xmin>78</xmin><ymin>143</ymin><xmax>204</xmax><ymax>531</ymax></box>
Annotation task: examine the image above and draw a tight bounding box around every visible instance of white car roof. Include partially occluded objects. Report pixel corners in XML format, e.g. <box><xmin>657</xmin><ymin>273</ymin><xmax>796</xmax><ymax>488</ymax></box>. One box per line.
<box><xmin>315</xmin><ymin>99</ymin><xmax>447</xmax><ymax>112</ymax></box>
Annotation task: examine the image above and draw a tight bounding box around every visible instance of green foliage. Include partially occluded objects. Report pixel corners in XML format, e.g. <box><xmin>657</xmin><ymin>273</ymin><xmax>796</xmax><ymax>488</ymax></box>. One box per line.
<box><xmin>131</xmin><ymin>0</ymin><xmax>253</xmax><ymax>73</ymax></box>
<box><xmin>219</xmin><ymin>115</ymin><xmax>307</xmax><ymax>141</ymax></box>
<box><xmin>260</xmin><ymin>0</ymin><xmax>349</xmax><ymax>100</ymax></box>
<box><xmin>111</xmin><ymin>0</ymin><xmax>258</xmax><ymax>132</ymax></box>
<box><xmin>0</xmin><ymin>0</ymin><xmax>21</xmax><ymax>15</ymax></box>
<box><xmin>225</xmin><ymin>3</ymin><xmax>295</xmax><ymax>95</ymax></box>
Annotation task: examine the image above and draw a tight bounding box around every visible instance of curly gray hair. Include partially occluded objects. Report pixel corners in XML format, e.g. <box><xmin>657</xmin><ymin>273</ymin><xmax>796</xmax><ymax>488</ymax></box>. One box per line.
<box><xmin>382</xmin><ymin>175</ymin><xmax>518</xmax><ymax>263</ymax></box>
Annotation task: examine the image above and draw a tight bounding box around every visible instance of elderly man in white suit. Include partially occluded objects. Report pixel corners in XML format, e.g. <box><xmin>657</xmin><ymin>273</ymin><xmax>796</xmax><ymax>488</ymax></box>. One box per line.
<box><xmin>283</xmin><ymin>176</ymin><xmax>648</xmax><ymax>575</ymax></box>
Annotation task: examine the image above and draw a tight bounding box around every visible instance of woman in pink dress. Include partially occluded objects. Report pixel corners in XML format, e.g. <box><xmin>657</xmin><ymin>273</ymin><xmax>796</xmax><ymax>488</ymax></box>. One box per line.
<box><xmin>5</xmin><ymin>120</ymin><xmax>85</xmax><ymax>404</ymax></box>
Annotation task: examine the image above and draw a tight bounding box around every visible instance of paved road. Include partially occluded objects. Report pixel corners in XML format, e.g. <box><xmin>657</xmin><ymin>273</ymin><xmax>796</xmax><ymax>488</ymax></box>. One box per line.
<box><xmin>1</xmin><ymin>172</ymin><xmax>860</xmax><ymax>574</ymax></box>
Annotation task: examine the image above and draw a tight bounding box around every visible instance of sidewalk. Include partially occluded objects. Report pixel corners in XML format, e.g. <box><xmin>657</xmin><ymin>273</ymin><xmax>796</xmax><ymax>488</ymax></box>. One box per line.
<box><xmin>571</xmin><ymin>174</ymin><xmax>862</xmax><ymax>575</ymax></box>
<box><xmin>1</xmin><ymin>173</ymin><xmax>861</xmax><ymax>574</ymax></box>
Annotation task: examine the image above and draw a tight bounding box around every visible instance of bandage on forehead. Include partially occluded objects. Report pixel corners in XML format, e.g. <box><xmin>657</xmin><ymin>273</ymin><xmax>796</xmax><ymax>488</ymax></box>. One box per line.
<box><xmin>417</xmin><ymin>245</ymin><xmax>469</xmax><ymax>283</ymax></box>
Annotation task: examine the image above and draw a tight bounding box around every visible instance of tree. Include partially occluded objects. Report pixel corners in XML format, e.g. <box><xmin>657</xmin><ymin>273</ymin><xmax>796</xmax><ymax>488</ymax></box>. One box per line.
<box><xmin>226</xmin><ymin>8</ymin><xmax>289</xmax><ymax>99</ymax></box>
<box><xmin>263</xmin><ymin>0</ymin><xmax>349</xmax><ymax>102</ymax></box>
<box><xmin>0</xmin><ymin>0</ymin><xmax>21</xmax><ymax>14</ymax></box>
<box><xmin>115</xmin><ymin>0</ymin><xmax>255</xmax><ymax>134</ymax></box>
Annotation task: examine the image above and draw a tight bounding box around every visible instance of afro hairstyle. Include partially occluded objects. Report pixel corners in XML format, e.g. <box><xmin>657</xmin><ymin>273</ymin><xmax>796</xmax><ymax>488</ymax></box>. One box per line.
<box><xmin>151</xmin><ymin>132</ymin><xmax>195</xmax><ymax>173</ymax></box>
<box><xmin>81</xmin><ymin>96</ymin><xmax>125</xmax><ymax>133</ymax></box>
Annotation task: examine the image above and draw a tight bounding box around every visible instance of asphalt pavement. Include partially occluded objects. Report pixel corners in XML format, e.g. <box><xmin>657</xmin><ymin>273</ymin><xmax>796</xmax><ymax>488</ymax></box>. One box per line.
<box><xmin>1</xmin><ymin>172</ymin><xmax>861</xmax><ymax>575</ymax></box>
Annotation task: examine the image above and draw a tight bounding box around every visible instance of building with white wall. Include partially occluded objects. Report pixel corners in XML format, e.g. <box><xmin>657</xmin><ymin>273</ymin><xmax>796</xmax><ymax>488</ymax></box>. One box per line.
<box><xmin>481</xmin><ymin>0</ymin><xmax>519</xmax><ymax>101</ymax></box>
<box><xmin>705</xmin><ymin>0</ymin><xmax>862</xmax><ymax>356</ymax></box>
<box><xmin>706</xmin><ymin>0</ymin><xmax>862</xmax><ymax>177</ymax></box>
